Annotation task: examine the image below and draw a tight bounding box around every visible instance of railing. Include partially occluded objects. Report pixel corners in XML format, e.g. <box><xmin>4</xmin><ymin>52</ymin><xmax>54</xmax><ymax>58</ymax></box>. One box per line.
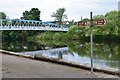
<box><xmin>0</xmin><ymin>19</ymin><xmax>68</xmax><ymax>31</ymax></box>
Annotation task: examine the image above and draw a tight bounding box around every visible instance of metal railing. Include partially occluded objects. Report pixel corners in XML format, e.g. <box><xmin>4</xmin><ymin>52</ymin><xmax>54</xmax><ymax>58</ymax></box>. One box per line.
<box><xmin>0</xmin><ymin>19</ymin><xmax>68</xmax><ymax>31</ymax></box>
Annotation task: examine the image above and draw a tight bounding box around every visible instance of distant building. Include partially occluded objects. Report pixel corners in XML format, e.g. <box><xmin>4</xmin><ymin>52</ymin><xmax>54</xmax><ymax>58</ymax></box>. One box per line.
<box><xmin>47</xmin><ymin>21</ymin><xmax>69</xmax><ymax>25</ymax></box>
<box><xmin>62</xmin><ymin>21</ymin><xmax>69</xmax><ymax>25</ymax></box>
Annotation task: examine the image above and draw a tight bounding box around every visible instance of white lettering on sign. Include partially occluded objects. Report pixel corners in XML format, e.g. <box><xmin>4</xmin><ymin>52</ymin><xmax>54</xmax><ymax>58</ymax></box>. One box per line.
<box><xmin>93</xmin><ymin>19</ymin><xmax>106</xmax><ymax>26</ymax></box>
<box><xmin>77</xmin><ymin>19</ymin><xmax>106</xmax><ymax>27</ymax></box>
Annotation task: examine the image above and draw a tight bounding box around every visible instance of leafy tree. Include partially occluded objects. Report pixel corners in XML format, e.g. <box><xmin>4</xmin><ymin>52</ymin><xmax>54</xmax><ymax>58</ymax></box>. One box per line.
<box><xmin>21</xmin><ymin>8</ymin><xmax>41</xmax><ymax>21</ymax></box>
<box><xmin>21</xmin><ymin>11</ymin><xmax>29</xmax><ymax>20</ymax></box>
<box><xmin>93</xmin><ymin>14</ymin><xmax>105</xmax><ymax>20</ymax></box>
<box><xmin>66</xmin><ymin>26</ymin><xmax>83</xmax><ymax>39</ymax></box>
<box><xmin>53</xmin><ymin>33</ymin><xmax>62</xmax><ymax>41</ymax></box>
<box><xmin>0</xmin><ymin>12</ymin><xmax>6</xmax><ymax>19</ymax></box>
<box><xmin>104</xmin><ymin>10</ymin><xmax>118</xmax><ymax>36</ymax></box>
<box><xmin>67</xmin><ymin>20</ymin><xmax>75</xmax><ymax>27</ymax></box>
<box><xmin>92</xmin><ymin>15</ymin><xmax>105</xmax><ymax>35</ymax></box>
<box><xmin>51</xmin><ymin>8</ymin><xmax>67</xmax><ymax>25</ymax></box>
<box><xmin>82</xmin><ymin>18</ymin><xmax>89</xmax><ymax>22</ymax></box>
<box><xmin>20</xmin><ymin>8</ymin><xmax>41</xmax><ymax>38</ymax></box>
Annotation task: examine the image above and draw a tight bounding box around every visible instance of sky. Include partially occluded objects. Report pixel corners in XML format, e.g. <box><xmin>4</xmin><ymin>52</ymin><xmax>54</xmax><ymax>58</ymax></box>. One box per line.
<box><xmin>0</xmin><ymin>0</ymin><xmax>119</xmax><ymax>21</ymax></box>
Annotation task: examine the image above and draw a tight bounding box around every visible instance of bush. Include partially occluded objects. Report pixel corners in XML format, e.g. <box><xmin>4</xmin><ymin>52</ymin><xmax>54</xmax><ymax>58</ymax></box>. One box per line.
<box><xmin>66</xmin><ymin>25</ymin><xmax>85</xmax><ymax>40</ymax></box>
<box><xmin>53</xmin><ymin>33</ymin><xmax>61</xmax><ymax>41</ymax></box>
<box><xmin>53</xmin><ymin>32</ymin><xmax>65</xmax><ymax>41</ymax></box>
<box><xmin>37</xmin><ymin>31</ymin><xmax>54</xmax><ymax>40</ymax></box>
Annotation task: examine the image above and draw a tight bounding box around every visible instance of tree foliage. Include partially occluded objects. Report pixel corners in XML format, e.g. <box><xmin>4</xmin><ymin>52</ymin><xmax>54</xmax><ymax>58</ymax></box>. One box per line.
<box><xmin>21</xmin><ymin>8</ymin><xmax>41</xmax><ymax>21</ymax></box>
<box><xmin>85</xmin><ymin>10</ymin><xmax>119</xmax><ymax>37</ymax></box>
<box><xmin>2</xmin><ymin>10</ymin><xmax>119</xmax><ymax>42</ymax></box>
<box><xmin>104</xmin><ymin>10</ymin><xmax>119</xmax><ymax>36</ymax></box>
<box><xmin>53</xmin><ymin>33</ymin><xmax>63</xmax><ymax>41</ymax></box>
<box><xmin>82</xmin><ymin>18</ymin><xmax>89</xmax><ymax>22</ymax></box>
<box><xmin>93</xmin><ymin>14</ymin><xmax>105</xmax><ymax>20</ymax></box>
<box><xmin>0</xmin><ymin>12</ymin><xmax>7</xmax><ymax>19</ymax></box>
<box><xmin>67</xmin><ymin>20</ymin><xmax>75</xmax><ymax>27</ymax></box>
<box><xmin>51</xmin><ymin>8</ymin><xmax>67</xmax><ymax>24</ymax></box>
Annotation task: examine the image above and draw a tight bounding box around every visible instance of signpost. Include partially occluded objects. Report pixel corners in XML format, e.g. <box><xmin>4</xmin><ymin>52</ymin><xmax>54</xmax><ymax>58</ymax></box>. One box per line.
<box><xmin>77</xmin><ymin>13</ymin><xmax>106</xmax><ymax>73</ymax></box>
<box><xmin>78</xmin><ymin>21</ymin><xmax>89</xmax><ymax>26</ymax></box>
<box><xmin>77</xmin><ymin>19</ymin><xmax>106</xmax><ymax>26</ymax></box>
<box><xmin>90</xmin><ymin>12</ymin><xmax>93</xmax><ymax>73</ymax></box>
<box><xmin>94</xmin><ymin>19</ymin><xmax>106</xmax><ymax>26</ymax></box>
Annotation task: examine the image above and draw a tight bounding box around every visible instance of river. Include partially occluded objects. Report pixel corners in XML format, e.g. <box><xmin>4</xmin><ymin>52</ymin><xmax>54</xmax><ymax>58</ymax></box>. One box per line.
<box><xmin>2</xmin><ymin>39</ymin><xmax>119</xmax><ymax>70</ymax></box>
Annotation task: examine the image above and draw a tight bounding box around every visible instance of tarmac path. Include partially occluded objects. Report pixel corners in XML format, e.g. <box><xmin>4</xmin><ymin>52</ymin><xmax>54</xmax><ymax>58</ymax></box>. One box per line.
<box><xmin>1</xmin><ymin>53</ymin><xmax>118</xmax><ymax>78</ymax></box>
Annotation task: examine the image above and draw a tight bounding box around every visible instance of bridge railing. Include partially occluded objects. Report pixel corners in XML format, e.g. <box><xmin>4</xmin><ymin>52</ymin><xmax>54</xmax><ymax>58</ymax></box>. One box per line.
<box><xmin>0</xmin><ymin>19</ymin><xmax>68</xmax><ymax>31</ymax></box>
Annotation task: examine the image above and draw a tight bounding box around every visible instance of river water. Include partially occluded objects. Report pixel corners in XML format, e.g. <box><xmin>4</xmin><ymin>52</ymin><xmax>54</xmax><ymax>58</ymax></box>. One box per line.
<box><xmin>2</xmin><ymin>40</ymin><xmax>119</xmax><ymax>70</ymax></box>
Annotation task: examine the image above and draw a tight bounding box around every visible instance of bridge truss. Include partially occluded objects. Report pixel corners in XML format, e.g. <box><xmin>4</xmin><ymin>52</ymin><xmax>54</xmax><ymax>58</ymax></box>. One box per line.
<box><xmin>0</xmin><ymin>19</ymin><xmax>68</xmax><ymax>31</ymax></box>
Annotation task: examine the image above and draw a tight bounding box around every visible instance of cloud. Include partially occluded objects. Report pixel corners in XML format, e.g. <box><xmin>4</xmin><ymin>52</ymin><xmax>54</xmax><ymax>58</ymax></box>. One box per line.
<box><xmin>0</xmin><ymin>0</ymin><xmax>119</xmax><ymax>21</ymax></box>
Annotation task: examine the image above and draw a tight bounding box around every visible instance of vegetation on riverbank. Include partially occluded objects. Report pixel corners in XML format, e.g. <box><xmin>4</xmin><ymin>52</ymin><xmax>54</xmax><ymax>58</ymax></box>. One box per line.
<box><xmin>28</xmin><ymin>10</ymin><xmax>119</xmax><ymax>42</ymax></box>
<box><xmin>28</xmin><ymin>25</ymin><xmax>119</xmax><ymax>43</ymax></box>
<box><xmin>1</xmin><ymin>10</ymin><xmax>119</xmax><ymax>43</ymax></box>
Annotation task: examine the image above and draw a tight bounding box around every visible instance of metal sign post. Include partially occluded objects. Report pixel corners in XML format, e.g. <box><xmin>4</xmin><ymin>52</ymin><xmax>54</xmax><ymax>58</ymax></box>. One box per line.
<box><xmin>77</xmin><ymin>12</ymin><xmax>106</xmax><ymax>73</ymax></box>
<box><xmin>90</xmin><ymin>12</ymin><xmax>93</xmax><ymax>73</ymax></box>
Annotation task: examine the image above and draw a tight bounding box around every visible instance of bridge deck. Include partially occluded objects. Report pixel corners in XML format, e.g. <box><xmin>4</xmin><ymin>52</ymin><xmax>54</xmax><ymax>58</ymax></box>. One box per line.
<box><xmin>0</xmin><ymin>19</ymin><xmax>68</xmax><ymax>31</ymax></box>
<box><xmin>0</xmin><ymin>26</ymin><xmax>68</xmax><ymax>31</ymax></box>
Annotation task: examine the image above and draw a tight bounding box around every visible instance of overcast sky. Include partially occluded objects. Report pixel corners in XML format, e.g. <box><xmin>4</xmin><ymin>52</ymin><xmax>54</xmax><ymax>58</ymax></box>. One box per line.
<box><xmin>0</xmin><ymin>0</ymin><xmax>119</xmax><ymax>21</ymax></box>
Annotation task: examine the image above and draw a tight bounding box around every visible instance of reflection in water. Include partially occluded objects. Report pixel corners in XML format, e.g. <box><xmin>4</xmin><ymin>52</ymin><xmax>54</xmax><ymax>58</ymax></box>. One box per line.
<box><xmin>2</xmin><ymin>40</ymin><xmax>119</xmax><ymax>70</ymax></box>
<box><xmin>2</xmin><ymin>41</ymin><xmax>46</xmax><ymax>52</ymax></box>
<box><xmin>20</xmin><ymin>45</ymin><xmax>119</xmax><ymax>70</ymax></box>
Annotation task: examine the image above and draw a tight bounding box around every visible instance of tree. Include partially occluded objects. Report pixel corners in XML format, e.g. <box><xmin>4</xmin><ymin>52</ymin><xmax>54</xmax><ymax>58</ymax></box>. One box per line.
<box><xmin>0</xmin><ymin>12</ymin><xmax>7</xmax><ymax>19</ymax></box>
<box><xmin>93</xmin><ymin>14</ymin><xmax>104</xmax><ymax>20</ymax></box>
<box><xmin>104</xmin><ymin>10</ymin><xmax>118</xmax><ymax>36</ymax></box>
<box><xmin>20</xmin><ymin>8</ymin><xmax>41</xmax><ymax>37</ymax></box>
<box><xmin>67</xmin><ymin>20</ymin><xmax>75</xmax><ymax>27</ymax></box>
<box><xmin>82</xmin><ymin>18</ymin><xmax>89</xmax><ymax>22</ymax></box>
<box><xmin>51</xmin><ymin>8</ymin><xmax>67</xmax><ymax>25</ymax></box>
<box><xmin>21</xmin><ymin>8</ymin><xmax>41</xmax><ymax>21</ymax></box>
<box><xmin>92</xmin><ymin>15</ymin><xmax>105</xmax><ymax>35</ymax></box>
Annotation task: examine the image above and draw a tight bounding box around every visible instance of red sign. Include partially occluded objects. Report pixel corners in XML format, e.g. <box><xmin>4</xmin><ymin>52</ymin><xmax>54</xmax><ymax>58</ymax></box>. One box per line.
<box><xmin>77</xmin><ymin>19</ymin><xmax>106</xmax><ymax>27</ymax></box>
<box><xmin>77</xmin><ymin>21</ymin><xmax>89</xmax><ymax>26</ymax></box>
<box><xmin>94</xmin><ymin>19</ymin><xmax>106</xmax><ymax>26</ymax></box>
